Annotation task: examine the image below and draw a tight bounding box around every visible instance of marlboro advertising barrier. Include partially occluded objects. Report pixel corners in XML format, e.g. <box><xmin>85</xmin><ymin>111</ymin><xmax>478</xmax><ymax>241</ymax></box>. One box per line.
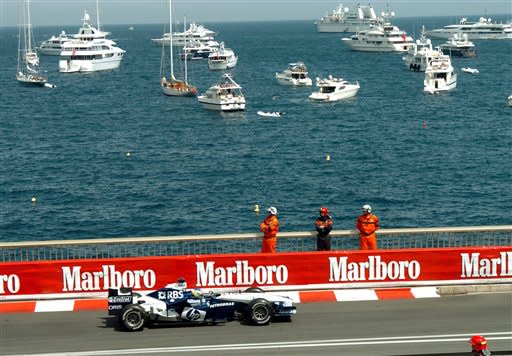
<box><xmin>0</xmin><ymin>247</ymin><xmax>511</xmax><ymax>300</ymax></box>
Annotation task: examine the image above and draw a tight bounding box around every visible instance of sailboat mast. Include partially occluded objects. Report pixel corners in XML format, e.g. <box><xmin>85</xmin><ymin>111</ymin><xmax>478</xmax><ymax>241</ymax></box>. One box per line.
<box><xmin>26</xmin><ymin>0</ymin><xmax>32</xmax><ymax>52</ymax></box>
<box><xmin>169</xmin><ymin>0</ymin><xmax>174</xmax><ymax>79</ymax></box>
<box><xmin>184</xmin><ymin>16</ymin><xmax>188</xmax><ymax>83</ymax></box>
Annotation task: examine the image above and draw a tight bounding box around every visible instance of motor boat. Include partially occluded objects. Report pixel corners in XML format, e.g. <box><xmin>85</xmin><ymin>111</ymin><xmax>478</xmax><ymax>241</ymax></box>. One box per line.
<box><xmin>426</xmin><ymin>17</ymin><xmax>512</xmax><ymax>40</ymax></box>
<box><xmin>59</xmin><ymin>38</ymin><xmax>125</xmax><ymax>72</ymax></box>
<box><xmin>309</xmin><ymin>75</ymin><xmax>360</xmax><ymax>102</ymax></box>
<box><xmin>257</xmin><ymin>111</ymin><xmax>284</xmax><ymax>117</ymax></box>
<box><xmin>208</xmin><ymin>42</ymin><xmax>238</xmax><ymax>70</ymax></box>
<box><xmin>39</xmin><ymin>31</ymin><xmax>70</xmax><ymax>55</ymax></box>
<box><xmin>424</xmin><ymin>55</ymin><xmax>457</xmax><ymax>94</ymax></box>
<box><xmin>180</xmin><ymin>40</ymin><xmax>219</xmax><ymax>60</ymax></box>
<box><xmin>316</xmin><ymin>4</ymin><xmax>383</xmax><ymax>33</ymax></box>
<box><xmin>341</xmin><ymin>21</ymin><xmax>414</xmax><ymax>52</ymax></box>
<box><xmin>402</xmin><ymin>27</ymin><xmax>443</xmax><ymax>72</ymax></box>
<box><xmin>198</xmin><ymin>74</ymin><xmax>246</xmax><ymax>111</ymax></box>
<box><xmin>439</xmin><ymin>33</ymin><xmax>477</xmax><ymax>57</ymax></box>
<box><xmin>152</xmin><ymin>22</ymin><xmax>216</xmax><ymax>46</ymax></box>
<box><xmin>40</xmin><ymin>10</ymin><xmax>111</xmax><ymax>56</ymax></box>
<box><xmin>461</xmin><ymin>67</ymin><xmax>479</xmax><ymax>74</ymax></box>
<box><xmin>275</xmin><ymin>62</ymin><xmax>313</xmax><ymax>86</ymax></box>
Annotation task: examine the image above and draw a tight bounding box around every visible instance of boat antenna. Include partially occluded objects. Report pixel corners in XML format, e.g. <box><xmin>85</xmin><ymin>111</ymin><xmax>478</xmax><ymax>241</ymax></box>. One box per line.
<box><xmin>96</xmin><ymin>0</ymin><xmax>101</xmax><ymax>32</ymax></box>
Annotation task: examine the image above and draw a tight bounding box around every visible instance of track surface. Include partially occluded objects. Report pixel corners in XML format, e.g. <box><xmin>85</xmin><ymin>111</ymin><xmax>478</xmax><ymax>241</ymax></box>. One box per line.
<box><xmin>1</xmin><ymin>293</ymin><xmax>511</xmax><ymax>355</ymax></box>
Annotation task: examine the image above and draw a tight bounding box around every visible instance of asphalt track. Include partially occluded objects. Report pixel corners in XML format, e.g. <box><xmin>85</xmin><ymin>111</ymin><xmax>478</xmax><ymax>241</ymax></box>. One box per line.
<box><xmin>1</xmin><ymin>293</ymin><xmax>511</xmax><ymax>356</ymax></box>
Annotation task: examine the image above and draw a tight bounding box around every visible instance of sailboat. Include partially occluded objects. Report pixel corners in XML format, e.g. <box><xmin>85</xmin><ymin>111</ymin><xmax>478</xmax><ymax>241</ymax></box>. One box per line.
<box><xmin>160</xmin><ymin>0</ymin><xmax>197</xmax><ymax>97</ymax></box>
<box><xmin>16</xmin><ymin>0</ymin><xmax>54</xmax><ymax>87</ymax></box>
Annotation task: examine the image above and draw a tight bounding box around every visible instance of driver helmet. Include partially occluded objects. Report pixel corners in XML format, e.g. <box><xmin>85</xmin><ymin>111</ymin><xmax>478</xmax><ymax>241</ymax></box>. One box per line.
<box><xmin>320</xmin><ymin>206</ymin><xmax>329</xmax><ymax>216</ymax></box>
<box><xmin>268</xmin><ymin>206</ymin><xmax>277</xmax><ymax>215</ymax></box>
<box><xmin>469</xmin><ymin>335</ymin><xmax>488</xmax><ymax>351</ymax></box>
<box><xmin>176</xmin><ymin>277</ymin><xmax>187</xmax><ymax>289</ymax></box>
<box><xmin>362</xmin><ymin>204</ymin><xmax>372</xmax><ymax>214</ymax></box>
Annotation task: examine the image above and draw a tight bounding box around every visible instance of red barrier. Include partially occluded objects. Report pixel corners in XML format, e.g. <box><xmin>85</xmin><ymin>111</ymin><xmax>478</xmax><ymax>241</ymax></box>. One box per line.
<box><xmin>1</xmin><ymin>247</ymin><xmax>510</xmax><ymax>300</ymax></box>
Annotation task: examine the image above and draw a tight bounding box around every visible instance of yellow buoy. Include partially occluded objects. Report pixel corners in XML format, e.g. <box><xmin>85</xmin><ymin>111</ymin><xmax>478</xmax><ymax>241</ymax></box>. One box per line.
<box><xmin>254</xmin><ymin>204</ymin><xmax>260</xmax><ymax>213</ymax></box>
<box><xmin>326</xmin><ymin>154</ymin><xmax>331</xmax><ymax>161</ymax></box>
<box><xmin>31</xmin><ymin>197</ymin><xmax>37</xmax><ymax>203</ymax></box>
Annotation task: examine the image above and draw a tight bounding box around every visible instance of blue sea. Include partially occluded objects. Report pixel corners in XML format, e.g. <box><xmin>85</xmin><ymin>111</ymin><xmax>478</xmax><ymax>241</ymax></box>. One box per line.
<box><xmin>1</xmin><ymin>17</ymin><xmax>511</xmax><ymax>242</ymax></box>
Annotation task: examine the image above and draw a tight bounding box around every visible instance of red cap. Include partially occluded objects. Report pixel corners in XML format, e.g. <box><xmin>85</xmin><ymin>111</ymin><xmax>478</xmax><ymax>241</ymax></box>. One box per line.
<box><xmin>469</xmin><ymin>335</ymin><xmax>488</xmax><ymax>351</ymax></box>
<box><xmin>320</xmin><ymin>207</ymin><xmax>329</xmax><ymax>216</ymax></box>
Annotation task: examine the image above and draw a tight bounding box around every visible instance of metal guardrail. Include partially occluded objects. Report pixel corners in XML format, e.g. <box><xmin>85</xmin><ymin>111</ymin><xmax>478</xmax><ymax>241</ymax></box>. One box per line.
<box><xmin>0</xmin><ymin>226</ymin><xmax>511</xmax><ymax>262</ymax></box>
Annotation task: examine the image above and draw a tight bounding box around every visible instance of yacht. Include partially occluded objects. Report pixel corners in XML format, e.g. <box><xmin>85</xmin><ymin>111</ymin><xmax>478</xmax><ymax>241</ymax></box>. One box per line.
<box><xmin>198</xmin><ymin>74</ymin><xmax>246</xmax><ymax>111</ymax></box>
<box><xmin>316</xmin><ymin>4</ymin><xmax>383</xmax><ymax>33</ymax></box>
<box><xmin>402</xmin><ymin>28</ymin><xmax>443</xmax><ymax>71</ymax></box>
<box><xmin>309</xmin><ymin>75</ymin><xmax>360</xmax><ymax>102</ymax></box>
<box><xmin>275</xmin><ymin>62</ymin><xmax>313</xmax><ymax>86</ymax></box>
<box><xmin>341</xmin><ymin>22</ymin><xmax>414</xmax><ymax>52</ymax></box>
<box><xmin>39</xmin><ymin>31</ymin><xmax>70</xmax><ymax>55</ymax></box>
<box><xmin>152</xmin><ymin>22</ymin><xmax>216</xmax><ymax>46</ymax></box>
<box><xmin>59</xmin><ymin>39</ymin><xmax>125</xmax><ymax>73</ymax></box>
<box><xmin>180</xmin><ymin>39</ymin><xmax>219</xmax><ymax>60</ymax></box>
<box><xmin>426</xmin><ymin>17</ymin><xmax>512</xmax><ymax>40</ymax></box>
<box><xmin>39</xmin><ymin>10</ymin><xmax>110</xmax><ymax>56</ymax></box>
<box><xmin>424</xmin><ymin>55</ymin><xmax>457</xmax><ymax>94</ymax></box>
<box><xmin>207</xmin><ymin>42</ymin><xmax>237</xmax><ymax>70</ymax></box>
<box><xmin>439</xmin><ymin>33</ymin><xmax>477</xmax><ymax>57</ymax></box>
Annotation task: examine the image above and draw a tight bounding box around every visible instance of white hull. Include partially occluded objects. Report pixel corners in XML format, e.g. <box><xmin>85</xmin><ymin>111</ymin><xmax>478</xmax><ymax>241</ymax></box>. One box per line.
<box><xmin>275</xmin><ymin>75</ymin><xmax>312</xmax><ymax>86</ymax></box>
<box><xmin>208</xmin><ymin>56</ymin><xmax>237</xmax><ymax>70</ymax></box>
<box><xmin>426</xmin><ymin>30</ymin><xmax>512</xmax><ymax>40</ymax></box>
<box><xmin>309</xmin><ymin>86</ymin><xmax>359</xmax><ymax>102</ymax></box>
<box><xmin>198</xmin><ymin>97</ymin><xmax>246</xmax><ymax>111</ymax></box>
<box><xmin>317</xmin><ymin>22</ymin><xmax>381</xmax><ymax>33</ymax></box>
<box><xmin>342</xmin><ymin>38</ymin><xmax>411</xmax><ymax>52</ymax></box>
<box><xmin>59</xmin><ymin>56</ymin><xmax>123</xmax><ymax>73</ymax></box>
<box><xmin>424</xmin><ymin>74</ymin><xmax>457</xmax><ymax>93</ymax></box>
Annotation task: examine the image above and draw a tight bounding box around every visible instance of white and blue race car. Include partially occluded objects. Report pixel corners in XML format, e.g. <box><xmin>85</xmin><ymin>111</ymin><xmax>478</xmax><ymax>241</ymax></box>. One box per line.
<box><xmin>108</xmin><ymin>280</ymin><xmax>296</xmax><ymax>331</ymax></box>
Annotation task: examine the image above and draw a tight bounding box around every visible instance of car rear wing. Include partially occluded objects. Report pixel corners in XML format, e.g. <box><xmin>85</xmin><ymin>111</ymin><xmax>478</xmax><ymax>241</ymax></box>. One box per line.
<box><xmin>107</xmin><ymin>287</ymin><xmax>133</xmax><ymax>315</ymax></box>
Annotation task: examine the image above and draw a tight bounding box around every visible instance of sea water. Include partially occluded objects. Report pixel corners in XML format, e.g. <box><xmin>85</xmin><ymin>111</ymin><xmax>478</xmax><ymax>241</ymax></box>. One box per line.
<box><xmin>0</xmin><ymin>17</ymin><xmax>511</xmax><ymax>242</ymax></box>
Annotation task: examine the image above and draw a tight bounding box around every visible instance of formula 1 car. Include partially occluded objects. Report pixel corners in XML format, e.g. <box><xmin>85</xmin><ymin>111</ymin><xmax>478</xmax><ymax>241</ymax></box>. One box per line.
<box><xmin>108</xmin><ymin>281</ymin><xmax>296</xmax><ymax>331</ymax></box>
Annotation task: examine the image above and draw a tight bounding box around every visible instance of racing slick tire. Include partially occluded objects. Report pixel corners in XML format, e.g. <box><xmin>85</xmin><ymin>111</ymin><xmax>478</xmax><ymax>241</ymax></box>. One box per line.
<box><xmin>246</xmin><ymin>298</ymin><xmax>273</xmax><ymax>325</ymax></box>
<box><xmin>119</xmin><ymin>304</ymin><xmax>147</xmax><ymax>331</ymax></box>
<box><xmin>244</xmin><ymin>287</ymin><xmax>264</xmax><ymax>293</ymax></box>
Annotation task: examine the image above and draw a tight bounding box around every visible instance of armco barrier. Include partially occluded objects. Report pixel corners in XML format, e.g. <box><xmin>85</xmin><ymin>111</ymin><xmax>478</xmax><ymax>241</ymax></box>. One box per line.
<box><xmin>0</xmin><ymin>246</ymin><xmax>510</xmax><ymax>301</ymax></box>
<box><xmin>1</xmin><ymin>225</ymin><xmax>511</xmax><ymax>262</ymax></box>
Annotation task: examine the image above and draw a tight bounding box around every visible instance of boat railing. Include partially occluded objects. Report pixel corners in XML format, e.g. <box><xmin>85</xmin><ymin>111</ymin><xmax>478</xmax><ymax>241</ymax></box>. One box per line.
<box><xmin>0</xmin><ymin>225</ymin><xmax>510</xmax><ymax>263</ymax></box>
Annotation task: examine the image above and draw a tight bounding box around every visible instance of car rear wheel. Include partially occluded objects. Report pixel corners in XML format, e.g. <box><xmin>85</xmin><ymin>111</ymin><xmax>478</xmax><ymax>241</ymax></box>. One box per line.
<box><xmin>244</xmin><ymin>287</ymin><xmax>264</xmax><ymax>293</ymax></box>
<box><xmin>246</xmin><ymin>298</ymin><xmax>272</xmax><ymax>325</ymax></box>
<box><xmin>120</xmin><ymin>304</ymin><xmax>146</xmax><ymax>331</ymax></box>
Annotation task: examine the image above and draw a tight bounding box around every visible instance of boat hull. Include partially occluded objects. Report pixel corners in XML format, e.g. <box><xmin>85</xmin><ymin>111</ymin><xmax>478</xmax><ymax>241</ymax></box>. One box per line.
<box><xmin>341</xmin><ymin>38</ymin><xmax>412</xmax><ymax>52</ymax></box>
<box><xmin>309</xmin><ymin>87</ymin><xmax>359</xmax><ymax>102</ymax></box>
<box><xmin>275</xmin><ymin>75</ymin><xmax>312</xmax><ymax>86</ymax></box>
<box><xmin>198</xmin><ymin>97</ymin><xmax>246</xmax><ymax>111</ymax></box>
<box><xmin>59</xmin><ymin>56</ymin><xmax>124</xmax><ymax>73</ymax></box>
<box><xmin>208</xmin><ymin>57</ymin><xmax>237</xmax><ymax>70</ymax></box>
<box><xmin>440</xmin><ymin>47</ymin><xmax>477</xmax><ymax>58</ymax></box>
<box><xmin>426</xmin><ymin>31</ymin><xmax>512</xmax><ymax>40</ymax></box>
<box><xmin>424</xmin><ymin>74</ymin><xmax>457</xmax><ymax>94</ymax></box>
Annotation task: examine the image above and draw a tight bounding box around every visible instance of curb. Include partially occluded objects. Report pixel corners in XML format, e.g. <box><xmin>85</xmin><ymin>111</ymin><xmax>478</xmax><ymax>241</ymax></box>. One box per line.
<box><xmin>0</xmin><ymin>287</ymin><xmax>439</xmax><ymax>314</ymax></box>
<box><xmin>437</xmin><ymin>284</ymin><xmax>512</xmax><ymax>296</ymax></box>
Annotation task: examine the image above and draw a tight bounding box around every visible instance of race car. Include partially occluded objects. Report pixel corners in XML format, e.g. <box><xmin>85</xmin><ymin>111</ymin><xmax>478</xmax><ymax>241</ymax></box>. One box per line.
<box><xmin>108</xmin><ymin>280</ymin><xmax>296</xmax><ymax>331</ymax></box>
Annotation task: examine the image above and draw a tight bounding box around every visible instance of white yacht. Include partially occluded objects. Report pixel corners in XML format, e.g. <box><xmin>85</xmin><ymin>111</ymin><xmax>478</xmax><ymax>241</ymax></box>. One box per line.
<box><xmin>424</xmin><ymin>55</ymin><xmax>457</xmax><ymax>94</ymax></box>
<box><xmin>316</xmin><ymin>4</ymin><xmax>382</xmax><ymax>33</ymax></box>
<box><xmin>152</xmin><ymin>22</ymin><xmax>216</xmax><ymax>46</ymax></box>
<box><xmin>180</xmin><ymin>39</ymin><xmax>219</xmax><ymax>60</ymax></box>
<box><xmin>39</xmin><ymin>9</ymin><xmax>110</xmax><ymax>56</ymax></box>
<box><xmin>402</xmin><ymin>28</ymin><xmax>443</xmax><ymax>71</ymax></box>
<box><xmin>198</xmin><ymin>74</ymin><xmax>246</xmax><ymax>111</ymax></box>
<box><xmin>341</xmin><ymin>22</ymin><xmax>414</xmax><ymax>52</ymax></box>
<box><xmin>39</xmin><ymin>31</ymin><xmax>70</xmax><ymax>55</ymax></box>
<box><xmin>439</xmin><ymin>33</ymin><xmax>477</xmax><ymax>57</ymax></box>
<box><xmin>275</xmin><ymin>62</ymin><xmax>313</xmax><ymax>86</ymax></box>
<box><xmin>426</xmin><ymin>17</ymin><xmax>512</xmax><ymax>40</ymax></box>
<box><xmin>59</xmin><ymin>39</ymin><xmax>125</xmax><ymax>73</ymax></box>
<box><xmin>208</xmin><ymin>42</ymin><xmax>237</xmax><ymax>70</ymax></box>
<box><xmin>309</xmin><ymin>75</ymin><xmax>360</xmax><ymax>102</ymax></box>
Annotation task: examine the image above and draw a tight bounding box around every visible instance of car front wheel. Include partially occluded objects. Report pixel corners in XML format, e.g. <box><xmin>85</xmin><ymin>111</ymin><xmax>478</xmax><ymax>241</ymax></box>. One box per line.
<box><xmin>246</xmin><ymin>299</ymin><xmax>272</xmax><ymax>325</ymax></box>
